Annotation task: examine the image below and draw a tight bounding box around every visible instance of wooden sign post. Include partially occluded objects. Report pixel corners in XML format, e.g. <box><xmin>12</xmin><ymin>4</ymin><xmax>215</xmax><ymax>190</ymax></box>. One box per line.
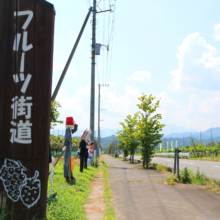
<box><xmin>0</xmin><ymin>0</ymin><xmax>55</xmax><ymax>219</ymax></box>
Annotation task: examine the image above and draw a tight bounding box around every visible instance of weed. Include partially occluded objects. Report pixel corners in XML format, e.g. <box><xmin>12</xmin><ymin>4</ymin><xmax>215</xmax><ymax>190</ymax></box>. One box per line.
<box><xmin>166</xmin><ymin>174</ymin><xmax>179</xmax><ymax>185</ymax></box>
<box><xmin>192</xmin><ymin>168</ymin><xmax>206</xmax><ymax>185</ymax></box>
<box><xmin>208</xmin><ymin>175</ymin><xmax>214</xmax><ymax>188</ymax></box>
<box><xmin>180</xmin><ymin>167</ymin><xmax>192</xmax><ymax>184</ymax></box>
<box><xmin>156</xmin><ymin>163</ymin><xmax>167</xmax><ymax>173</ymax></box>
<box><xmin>164</xmin><ymin>166</ymin><xmax>220</xmax><ymax>193</ymax></box>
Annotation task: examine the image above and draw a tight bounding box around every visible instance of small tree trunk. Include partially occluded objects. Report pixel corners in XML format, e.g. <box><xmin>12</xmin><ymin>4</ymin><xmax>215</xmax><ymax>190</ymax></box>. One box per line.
<box><xmin>143</xmin><ymin>150</ymin><xmax>146</xmax><ymax>168</ymax></box>
<box><xmin>146</xmin><ymin>149</ymin><xmax>148</xmax><ymax>168</ymax></box>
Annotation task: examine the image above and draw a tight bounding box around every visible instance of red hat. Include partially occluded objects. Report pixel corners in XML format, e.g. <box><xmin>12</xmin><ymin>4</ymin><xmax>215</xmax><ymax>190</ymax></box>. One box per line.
<box><xmin>66</xmin><ymin>117</ymin><xmax>75</xmax><ymax>126</ymax></box>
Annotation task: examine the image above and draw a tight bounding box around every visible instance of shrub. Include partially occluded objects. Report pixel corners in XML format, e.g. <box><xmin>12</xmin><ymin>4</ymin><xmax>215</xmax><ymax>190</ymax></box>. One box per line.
<box><xmin>192</xmin><ymin>168</ymin><xmax>206</xmax><ymax>185</ymax></box>
<box><xmin>166</xmin><ymin>174</ymin><xmax>179</xmax><ymax>185</ymax></box>
<box><xmin>156</xmin><ymin>163</ymin><xmax>167</xmax><ymax>172</ymax></box>
<box><xmin>180</xmin><ymin>167</ymin><xmax>192</xmax><ymax>184</ymax></box>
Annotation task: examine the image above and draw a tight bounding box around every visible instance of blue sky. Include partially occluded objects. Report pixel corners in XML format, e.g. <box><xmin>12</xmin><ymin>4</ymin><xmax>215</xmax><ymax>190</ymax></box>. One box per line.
<box><xmin>47</xmin><ymin>0</ymin><xmax>220</xmax><ymax>133</ymax></box>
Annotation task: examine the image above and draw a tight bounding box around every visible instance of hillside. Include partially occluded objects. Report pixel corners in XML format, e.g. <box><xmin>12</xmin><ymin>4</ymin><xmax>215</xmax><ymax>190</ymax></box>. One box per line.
<box><xmin>100</xmin><ymin>135</ymin><xmax>118</xmax><ymax>150</ymax></box>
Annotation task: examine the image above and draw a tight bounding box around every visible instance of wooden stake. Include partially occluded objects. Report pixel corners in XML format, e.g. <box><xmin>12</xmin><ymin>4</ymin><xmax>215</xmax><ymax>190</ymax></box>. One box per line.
<box><xmin>69</xmin><ymin>157</ymin><xmax>71</xmax><ymax>181</ymax></box>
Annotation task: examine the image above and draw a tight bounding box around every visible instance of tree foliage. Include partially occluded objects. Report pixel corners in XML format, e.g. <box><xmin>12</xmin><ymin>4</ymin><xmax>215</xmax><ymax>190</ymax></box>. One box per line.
<box><xmin>135</xmin><ymin>94</ymin><xmax>165</xmax><ymax>168</ymax></box>
<box><xmin>117</xmin><ymin>115</ymin><xmax>139</xmax><ymax>163</ymax></box>
<box><xmin>50</xmin><ymin>135</ymin><xmax>80</xmax><ymax>156</ymax></box>
<box><xmin>50</xmin><ymin>101</ymin><xmax>64</xmax><ymax>129</ymax></box>
<box><xmin>106</xmin><ymin>139</ymin><xmax>118</xmax><ymax>154</ymax></box>
<box><xmin>117</xmin><ymin>94</ymin><xmax>165</xmax><ymax>167</ymax></box>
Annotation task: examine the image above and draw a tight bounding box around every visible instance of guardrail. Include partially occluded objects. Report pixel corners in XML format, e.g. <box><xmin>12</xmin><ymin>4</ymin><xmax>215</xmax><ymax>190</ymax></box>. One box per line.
<box><xmin>154</xmin><ymin>152</ymin><xmax>190</xmax><ymax>159</ymax></box>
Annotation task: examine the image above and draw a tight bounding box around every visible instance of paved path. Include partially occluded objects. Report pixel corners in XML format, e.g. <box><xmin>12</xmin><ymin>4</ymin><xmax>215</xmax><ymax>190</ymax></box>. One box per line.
<box><xmin>120</xmin><ymin>155</ymin><xmax>220</xmax><ymax>180</ymax></box>
<box><xmin>104</xmin><ymin>155</ymin><xmax>220</xmax><ymax>220</ymax></box>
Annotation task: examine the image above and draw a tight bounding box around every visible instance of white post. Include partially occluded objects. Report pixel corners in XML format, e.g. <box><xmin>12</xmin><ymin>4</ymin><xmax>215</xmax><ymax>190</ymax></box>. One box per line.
<box><xmin>51</xmin><ymin>157</ymin><xmax>55</xmax><ymax>196</ymax></box>
<box><xmin>51</xmin><ymin>181</ymin><xmax>52</xmax><ymax>196</ymax></box>
<box><xmin>94</xmin><ymin>150</ymin><xmax>96</xmax><ymax>166</ymax></box>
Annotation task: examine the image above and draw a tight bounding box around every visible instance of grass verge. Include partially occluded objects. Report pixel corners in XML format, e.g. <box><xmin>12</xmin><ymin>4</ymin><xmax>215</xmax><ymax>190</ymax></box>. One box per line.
<box><xmin>47</xmin><ymin>160</ymin><xmax>99</xmax><ymax>220</ymax></box>
<box><xmin>155</xmin><ymin>163</ymin><xmax>220</xmax><ymax>191</ymax></box>
<box><xmin>102</xmin><ymin>157</ymin><xmax>116</xmax><ymax>220</ymax></box>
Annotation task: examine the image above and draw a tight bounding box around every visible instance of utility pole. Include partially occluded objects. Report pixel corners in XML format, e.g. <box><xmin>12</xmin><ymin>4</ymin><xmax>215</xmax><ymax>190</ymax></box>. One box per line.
<box><xmin>90</xmin><ymin>0</ymin><xmax>96</xmax><ymax>143</ymax></box>
<box><xmin>98</xmin><ymin>84</ymin><xmax>100</xmax><ymax>157</ymax></box>
<box><xmin>97</xmin><ymin>83</ymin><xmax>109</xmax><ymax>157</ymax></box>
<box><xmin>211</xmin><ymin>128</ymin><xmax>213</xmax><ymax>146</ymax></box>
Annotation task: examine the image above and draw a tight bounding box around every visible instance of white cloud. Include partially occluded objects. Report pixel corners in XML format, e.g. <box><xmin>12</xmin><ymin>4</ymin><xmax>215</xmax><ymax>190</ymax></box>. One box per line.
<box><xmin>53</xmin><ymin>82</ymin><xmax>220</xmax><ymax>132</ymax></box>
<box><xmin>53</xmin><ymin>51</ymin><xmax>67</xmax><ymax>71</ymax></box>
<box><xmin>109</xmin><ymin>81</ymin><xmax>118</xmax><ymax>86</ymax></box>
<box><xmin>53</xmin><ymin>62</ymin><xmax>65</xmax><ymax>70</ymax></box>
<box><xmin>69</xmin><ymin>70</ymin><xmax>79</xmax><ymax>76</ymax></box>
<box><xmin>158</xmin><ymin>92</ymin><xmax>220</xmax><ymax>131</ymax></box>
<box><xmin>213</xmin><ymin>23</ymin><xmax>220</xmax><ymax>41</ymax></box>
<box><xmin>54</xmin><ymin>51</ymin><xmax>67</xmax><ymax>58</ymax></box>
<box><xmin>102</xmin><ymin>85</ymin><xmax>142</xmax><ymax>117</ymax></box>
<box><xmin>169</xmin><ymin>32</ymin><xmax>220</xmax><ymax>91</ymax></box>
<box><xmin>70</xmin><ymin>31</ymin><xmax>78</xmax><ymax>43</ymax></box>
<box><xmin>127</xmin><ymin>71</ymin><xmax>151</xmax><ymax>81</ymax></box>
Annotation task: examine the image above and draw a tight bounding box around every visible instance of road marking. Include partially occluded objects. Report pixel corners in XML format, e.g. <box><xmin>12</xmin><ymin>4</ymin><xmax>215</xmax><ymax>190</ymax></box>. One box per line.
<box><xmin>215</xmin><ymin>166</ymin><xmax>220</xmax><ymax>168</ymax></box>
<box><xmin>182</xmin><ymin>162</ymin><xmax>195</xmax><ymax>164</ymax></box>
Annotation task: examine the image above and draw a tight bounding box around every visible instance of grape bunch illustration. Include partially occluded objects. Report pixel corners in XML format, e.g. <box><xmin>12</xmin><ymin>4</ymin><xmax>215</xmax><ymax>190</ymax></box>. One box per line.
<box><xmin>0</xmin><ymin>158</ymin><xmax>41</xmax><ymax>209</ymax></box>
<box><xmin>0</xmin><ymin>159</ymin><xmax>27</xmax><ymax>202</ymax></box>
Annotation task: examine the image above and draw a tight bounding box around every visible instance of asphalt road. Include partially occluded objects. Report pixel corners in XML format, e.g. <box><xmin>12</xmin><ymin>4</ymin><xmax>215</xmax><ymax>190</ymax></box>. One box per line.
<box><xmin>122</xmin><ymin>155</ymin><xmax>220</xmax><ymax>180</ymax></box>
<box><xmin>104</xmin><ymin>155</ymin><xmax>220</xmax><ymax>220</ymax></box>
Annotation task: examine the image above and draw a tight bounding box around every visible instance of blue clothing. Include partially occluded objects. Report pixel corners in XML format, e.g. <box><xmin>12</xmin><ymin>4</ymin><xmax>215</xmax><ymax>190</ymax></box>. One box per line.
<box><xmin>64</xmin><ymin>124</ymin><xmax>78</xmax><ymax>178</ymax></box>
<box><xmin>88</xmin><ymin>156</ymin><xmax>92</xmax><ymax>166</ymax></box>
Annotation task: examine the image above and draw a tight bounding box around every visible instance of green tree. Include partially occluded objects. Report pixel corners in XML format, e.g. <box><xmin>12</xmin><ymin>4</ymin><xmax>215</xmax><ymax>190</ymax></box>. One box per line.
<box><xmin>50</xmin><ymin>134</ymin><xmax>64</xmax><ymax>156</ymax></box>
<box><xmin>50</xmin><ymin>101</ymin><xmax>64</xmax><ymax>129</ymax></box>
<box><xmin>72</xmin><ymin>137</ymin><xmax>80</xmax><ymax>152</ymax></box>
<box><xmin>117</xmin><ymin>115</ymin><xmax>139</xmax><ymax>163</ymax></box>
<box><xmin>135</xmin><ymin>94</ymin><xmax>165</xmax><ymax>168</ymax></box>
<box><xmin>117</xmin><ymin>128</ymin><xmax>129</xmax><ymax>159</ymax></box>
<box><xmin>106</xmin><ymin>139</ymin><xmax>118</xmax><ymax>155</ymax></box>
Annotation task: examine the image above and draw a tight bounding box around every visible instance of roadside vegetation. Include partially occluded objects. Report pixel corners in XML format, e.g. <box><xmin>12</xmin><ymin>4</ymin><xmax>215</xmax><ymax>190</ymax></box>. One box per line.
<box><xmin>154</xmin><ymin>163</ymin><xmax>220</xmax><ymax>192</ymax></box>
<box><xmin>102</xmin><ymin>158</ymin><xmax>116</xmax><ymax>220</ymax></box>
<box><xmin>46</xmin><ymin>160</ymin><xmax>98</xmax><ymax>220</ymax></box>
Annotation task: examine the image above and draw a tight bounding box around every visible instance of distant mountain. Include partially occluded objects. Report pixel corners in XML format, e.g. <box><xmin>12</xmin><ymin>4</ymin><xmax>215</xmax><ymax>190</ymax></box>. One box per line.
<box><xmin>50</xmin><ymin>126</ymin><xmax>220</xmax><ymax>150</ymax></box>
<box><xmin>164</xmin><ymin>127</ymin><xmax>220</xmax><ymax>139</ymax></box>
<box><xmin>50</xmin><ymin>124</ymin><xmax>198</xmax><ymax>138</ymax></box>
<box><xmin>50</xmin><ymin>128</ymin><xmax>119</xmax><ymax>138</ymax></box>
<box><xmin>99</xmin><ymin>129</ymin><xmax>119</xmax><ymax>137</ymax></box>
<box><xmin>161</xmin><ymin>123</ymin><xmax>197</xmax><ymax>136</ymax></box>
<box><xmin>100</xmin><ymin>135</ymin><xmax>119</xmax><ymax>150</ymax></box>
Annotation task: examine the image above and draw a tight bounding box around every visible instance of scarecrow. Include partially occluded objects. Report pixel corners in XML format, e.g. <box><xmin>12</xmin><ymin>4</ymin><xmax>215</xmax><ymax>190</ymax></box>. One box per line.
<box><xmin>79</xmin><ymin>129</ymin><xmax>91</xmax><ymax>172</ymax></box>
<box><xmin>64</xmin><ymin>116</ymin><xmax>78</xmax><ymax>181</ymax></box>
